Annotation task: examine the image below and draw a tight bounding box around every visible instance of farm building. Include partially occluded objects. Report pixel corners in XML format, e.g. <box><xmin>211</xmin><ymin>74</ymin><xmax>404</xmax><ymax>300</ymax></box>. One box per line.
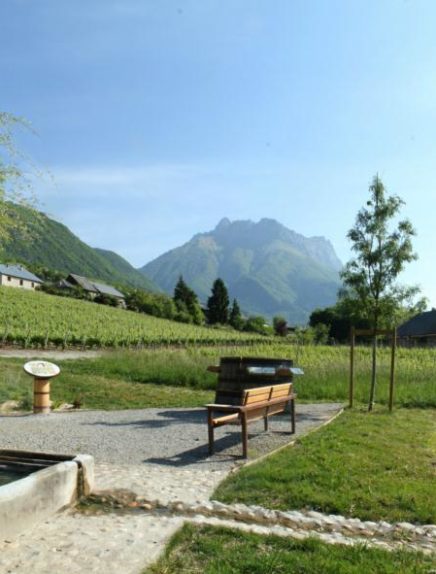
<box><xmin>60</xmin><ymin>273</ymin><xmax>126</xmax><ymax>306</ymax></box>
<box><xmin>0</xmin><ymin>264</ymin><xmax>43</xmax><ymax>290</ymax></box>
<box><xmin>398</xmin><ymin>309</ymin><xmax>436</xmax><ymax>346</ymax></box>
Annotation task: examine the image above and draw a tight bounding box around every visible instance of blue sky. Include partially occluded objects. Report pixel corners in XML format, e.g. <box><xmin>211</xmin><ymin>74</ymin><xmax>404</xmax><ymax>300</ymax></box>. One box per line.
<box><xmin>1</xmin><ymin>1</ymin><xmax>436</xmax><ymax>306</ymax></box>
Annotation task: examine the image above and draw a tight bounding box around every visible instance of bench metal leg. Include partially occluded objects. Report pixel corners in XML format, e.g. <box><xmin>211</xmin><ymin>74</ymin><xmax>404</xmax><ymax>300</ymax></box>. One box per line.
<box><xmin>241</xmin><ymin>413</ymin><xmax>248</xmax><ymax>458</ymax></box>
<box><xmin>264</xmin><ymin>416</ymin><xmax>269</xmax><ymax>432</ymax></box>
<box><xmin>208</xmin><ymin>411</ymin><xmax>214</xmax><ymax>455</ymax></box>
<box><xmin>291</xmin><ymin>399</ymin><xmax>296</xmax><ymax>434</ymax></box>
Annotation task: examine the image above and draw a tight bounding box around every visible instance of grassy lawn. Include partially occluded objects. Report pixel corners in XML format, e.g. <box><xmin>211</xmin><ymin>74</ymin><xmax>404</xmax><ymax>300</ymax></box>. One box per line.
<box><xmin>215</xmin><ymin>409</ymin><xmax>436</xmax><ymax>524</ymax></box>
<box><xmin>1</xmin><ymin>343</ymin><xmax>435</xmax><ymax>408</ymax></box>
<box><xmin>146</xmin><ymin>524</ymin><xmax>436</xmax><ymax>574</ymax></box>
<box><xmin>0</xmin><ymin>358</ymin><xmax>213</xmax><ymax>409</ymax></box>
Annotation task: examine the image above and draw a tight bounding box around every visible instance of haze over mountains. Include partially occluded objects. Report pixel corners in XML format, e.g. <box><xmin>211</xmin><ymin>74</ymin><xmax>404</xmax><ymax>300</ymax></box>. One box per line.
<box><xmin>141</xmin><ymin>218</ymin><xmax>342</xmax><ymax>324</ymax></box>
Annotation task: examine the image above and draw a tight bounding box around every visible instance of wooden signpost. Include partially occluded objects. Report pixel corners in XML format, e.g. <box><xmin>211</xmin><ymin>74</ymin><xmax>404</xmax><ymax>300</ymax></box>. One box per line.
<box><xmin>349</xmin><ymin>328</ymin><xmax>397</xmax><ymax>411</ymax></box>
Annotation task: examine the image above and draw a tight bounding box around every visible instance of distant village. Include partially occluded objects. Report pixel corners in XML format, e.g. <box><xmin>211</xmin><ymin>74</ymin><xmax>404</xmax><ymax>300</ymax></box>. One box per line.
<box><xmin>0</xmin><ymin>263</ymin><xmax>126</xmax><ymax>306</ymax></box>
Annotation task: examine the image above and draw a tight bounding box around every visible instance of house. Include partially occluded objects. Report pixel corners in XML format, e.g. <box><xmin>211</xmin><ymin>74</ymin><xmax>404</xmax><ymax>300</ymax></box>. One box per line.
<box><xmin>61</xmin><ymin>273</ymin><xmax>125</xmax><ymax>306</ymax></box>
<box><xmin>398</xmin><ymin>309</ymin><xmax>436</xmax><ymax>346</ymax></box>
<box><xmin>0</xmin><ymin>264</ymin><xmax>43</xmax><ymax>290</ymax></box>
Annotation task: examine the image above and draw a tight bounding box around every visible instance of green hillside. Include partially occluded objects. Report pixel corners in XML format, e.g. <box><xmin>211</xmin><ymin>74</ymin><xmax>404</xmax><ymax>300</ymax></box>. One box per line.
<box><xmin>1</xmin><ymin>203</ymin><xmax>157</xmax><ymax>291</ymax></box>
<box><xmin>141</xmin><ymin>218</ymin><xmax>342</xmax><ymax>323</ymax></box>
<box><xmin>0</xmin><ymin>286</ymin><xmax>264</xmax><ymax>348</ymax></box>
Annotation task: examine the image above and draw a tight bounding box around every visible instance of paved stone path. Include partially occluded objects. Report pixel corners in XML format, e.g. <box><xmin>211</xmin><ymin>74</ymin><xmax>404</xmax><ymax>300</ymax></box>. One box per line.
<box><xmin>4</xmin><ymin>403</ymin><xmax>431</xmax><ymax>574</ymax></box>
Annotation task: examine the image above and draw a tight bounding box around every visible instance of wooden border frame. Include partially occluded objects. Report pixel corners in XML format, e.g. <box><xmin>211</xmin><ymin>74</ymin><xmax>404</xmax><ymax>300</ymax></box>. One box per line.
<box><xmin>349</xmin><ymin>327</ymin><xmax>397</xmax><ymax>411</ymax></box>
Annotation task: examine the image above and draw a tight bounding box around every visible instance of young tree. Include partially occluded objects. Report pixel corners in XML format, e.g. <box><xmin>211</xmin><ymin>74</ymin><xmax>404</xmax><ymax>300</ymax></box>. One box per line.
<box><xmin>207</xmin><ymin>278</ymin><xmax>230</xmax><ymax>324</ymax></box>
<box><xmin>229</xmin><ymin>298</ymin><xmax>243</xmax><ymax>330</ymax></box>
<box><xmin>173</xmin><ymin>276</ymin><xmax>204</xmax><ymax>325</ymax></box>
<box><xmin>341</xmin><ymin>175</ymin><xmax>418</xmax><ymax>411</ymax></box>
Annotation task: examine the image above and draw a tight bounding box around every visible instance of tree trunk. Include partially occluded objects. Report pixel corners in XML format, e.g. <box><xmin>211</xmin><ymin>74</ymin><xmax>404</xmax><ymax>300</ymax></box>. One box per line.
<box><xmin>368</xmin><ymin>333</ymin><xmax>377</xmax><ymax>411</ymax></box>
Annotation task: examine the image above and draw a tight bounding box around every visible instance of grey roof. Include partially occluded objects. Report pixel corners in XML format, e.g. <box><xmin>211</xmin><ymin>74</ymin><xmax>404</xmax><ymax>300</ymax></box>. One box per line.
<box><xmin>398</xmin><ymin>309</ymin><xmax>436</xmax><ymax>338</ymax></box>
<box><xmin>92</xmin><ymin>281</ymin><xmax>124</xmax><ymax>299</ymax></box>
<box><xmin>68</xmin><ymin>274</ymin><xmax>99</xmax><ymax>293</ymax></box>
<box><xmin>67</xmin><ymin>273</ymin><xmax>124</xmax><ymax>299</ymax></box>
<box><xmin>0</xmin><ymin>264</ymin><xmax>43</xmax><ymax>283</ymax></box>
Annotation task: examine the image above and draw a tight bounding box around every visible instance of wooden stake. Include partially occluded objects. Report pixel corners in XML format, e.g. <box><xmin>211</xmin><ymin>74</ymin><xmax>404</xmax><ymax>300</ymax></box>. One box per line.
<box><xmin>389</xmin><ymin>328</ymin><xmax>396</xmax><ymax>412</ymax></box>
<box><xmin>349</xmin><ymin>327</ymin><xmax>355</xmax><ymax>408</ymax></box>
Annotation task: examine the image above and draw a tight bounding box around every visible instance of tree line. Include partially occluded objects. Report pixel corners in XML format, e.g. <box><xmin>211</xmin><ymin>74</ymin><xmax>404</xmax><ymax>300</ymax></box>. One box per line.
<box><xmin>126</xmin><ymin>275</ymin><xmax>273</xmax><ymax>334</ymax></box>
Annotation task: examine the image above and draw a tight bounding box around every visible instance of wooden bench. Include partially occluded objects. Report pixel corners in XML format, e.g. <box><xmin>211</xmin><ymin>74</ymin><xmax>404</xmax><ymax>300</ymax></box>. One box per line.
<box><xmin>206</xmin><ymin>383</ymin><xmax>296</xmax><ymax>458</ymax></box>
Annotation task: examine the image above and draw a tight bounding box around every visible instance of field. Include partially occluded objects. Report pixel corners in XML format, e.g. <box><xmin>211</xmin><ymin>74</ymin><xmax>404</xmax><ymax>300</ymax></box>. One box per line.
<box><xmin>0</xmin><ymin>286</ymin><xmax>265</xmax><ymax>348</ymax></box>
<box><xmin>1</xmin><ymin>342</ymin><xmax>435</xmax><ymax>409</ymax></box>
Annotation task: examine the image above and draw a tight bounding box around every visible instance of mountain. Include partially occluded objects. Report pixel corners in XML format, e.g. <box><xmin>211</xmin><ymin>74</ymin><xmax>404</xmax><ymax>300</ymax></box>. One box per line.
<box><xmin>1</xmin><ymin>203</ymin><xmax>157</xmax><ymax>291</ymax></box>
<box><xmin>140</xmin><ymin>218</ymin><xmax>342</xmax><ymax>324</ymax></box>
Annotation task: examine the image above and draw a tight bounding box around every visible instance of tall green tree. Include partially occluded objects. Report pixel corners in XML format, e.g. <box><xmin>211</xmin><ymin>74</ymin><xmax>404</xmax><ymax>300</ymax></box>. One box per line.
<box><xmin>229</xmin><ymin>298</ymin><xmax>243</xmax><ymax>330</ymax></box>
<box><xmin>207</xmin><ymin>278</ymin><xmax>230</xmax><ymax>324</ymax></box>
<box><xmin>341</xmin><ymin>175</ymin><xmax>419</xmax><ymax>411</ymax></box>
<box><xmin>173</xmin><ymin>275</ymin><xmax>204</xmax><ymax>325</ymax></box>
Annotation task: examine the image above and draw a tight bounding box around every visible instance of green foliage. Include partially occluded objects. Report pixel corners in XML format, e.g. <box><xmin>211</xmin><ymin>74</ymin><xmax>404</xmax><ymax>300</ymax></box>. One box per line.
<box><xmin>243</xmin><ymin>315</ymin><xmax>271</xmax><ymax>335</ymax></box>
<box><xmin>309</xmin><ymin>301</ymin><xmax>371</xmax><ymax>342</ymax></box>
<box><xmin>215</xmin><ymin>409</ymin><xmax>436</xmax><ymax>524</ymax></box>
<box><xmin>94</xmin><ymin>293</ymin><xmax>119</xmax><ymax>307</ymax></box>
<box><xmin>125</xmin><ymin>288</ymin><xmax>177</xmax><ymax>320</ymax></box>
<box><xmin>173</xmin><ymin>275</ymin><xmax>204</xmax><ymax>325</ymax></box>
<box><xmin>147</xmin><ymin>524</ymin><xmax>435</xmax><ymax>574</ymax></box>
<box><xmin>341</xmin><ymin>175</ymin><xmax>419</xmax><ymax>327</ymax></box>
<box><xmin>273</xmin><ymin>315</ymin><xmax>288</xmax><ymax>336</ymax></box>
<box><xmin>207</xmin><ymin>278</ymin><xmax>230</xmax><ymax>325</ymax></box>
<box><xmin>229</xmin><ymin>298</ymin><xmax>243</xmax><ymax>330</ymax></box>
<box><xmin>40</xmin><ymin>283</ymin><xmax>90</xmax><ymax>301</ymax></box>
<box><xmin>311</xmin><ymin>322</ymin><xmax>330</xmax><ymax>344</ymax></box>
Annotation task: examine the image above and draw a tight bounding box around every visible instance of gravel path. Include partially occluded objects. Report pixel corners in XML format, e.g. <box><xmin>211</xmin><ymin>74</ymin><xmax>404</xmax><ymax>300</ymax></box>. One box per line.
<box><xmin>0</xmin><ymin>403</ymin><xmax>343</xmax><ymax>573</ymax></box>
<box><xmin>0</xmin><ymin>348</ymin><xmax>102</xmax><ymax>360</ymax></box>
<box><xmin>0</xmin><ymin>403</ymin><xmax>342</xmax><ymax>470</ymax></box>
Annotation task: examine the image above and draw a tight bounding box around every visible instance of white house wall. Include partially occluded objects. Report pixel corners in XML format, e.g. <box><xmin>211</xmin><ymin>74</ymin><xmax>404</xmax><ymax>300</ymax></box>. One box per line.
<box><xmin>0</xmin><ymin>275</ymin><xmax>38</xmax><ymax>290</ymax></box>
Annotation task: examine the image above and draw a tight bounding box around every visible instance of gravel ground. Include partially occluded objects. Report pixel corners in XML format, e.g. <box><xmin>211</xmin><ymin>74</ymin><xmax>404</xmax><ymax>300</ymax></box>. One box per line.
<box><xmin>0</xmin><ymin>403</ymin><xmax>342</xmax><ymax>470</ymax></box>
<box><xmin>0</xmin><ymin>348</ymin><xmax>103</xmax><ymax>360</ymax></box>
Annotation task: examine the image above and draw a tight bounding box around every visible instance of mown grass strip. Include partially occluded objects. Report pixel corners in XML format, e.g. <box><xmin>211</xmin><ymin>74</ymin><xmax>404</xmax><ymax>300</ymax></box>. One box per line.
<box><xmin>146</xmin><ymin>524</ymin><xmax>436</xmax><ymax>574</ymax></box>
<box><xmin>1</xmin><ymin>342</ymin><xmax>435</xmax><ymax>408</ymax></box>
<box><xmin>215</xmin><ymin>409</ymin><xmax>436</xmax><ymax>524</ymax></box>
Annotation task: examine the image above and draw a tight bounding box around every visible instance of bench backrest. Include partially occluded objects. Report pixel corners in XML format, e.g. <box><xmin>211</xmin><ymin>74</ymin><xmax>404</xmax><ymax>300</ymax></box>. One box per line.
<box><xmin>242</xmin><ymin>383</ymin><xmax>293</xmax><ymax>421</ymax></box>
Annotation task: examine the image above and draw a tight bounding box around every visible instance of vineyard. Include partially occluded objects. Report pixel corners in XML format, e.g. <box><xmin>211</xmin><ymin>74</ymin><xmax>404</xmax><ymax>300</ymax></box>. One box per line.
<box><xmin>0</xmin><ymin>287</ymin><xmax>265</xmax><ymax>348</ymax></box>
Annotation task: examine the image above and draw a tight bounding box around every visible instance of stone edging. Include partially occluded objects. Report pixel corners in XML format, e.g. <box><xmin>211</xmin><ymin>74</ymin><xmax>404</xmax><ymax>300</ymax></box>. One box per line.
<box><xmin>89</xmin><ymin>491</ymin><xmax>436</xmax><ymax>555</ymax></box>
